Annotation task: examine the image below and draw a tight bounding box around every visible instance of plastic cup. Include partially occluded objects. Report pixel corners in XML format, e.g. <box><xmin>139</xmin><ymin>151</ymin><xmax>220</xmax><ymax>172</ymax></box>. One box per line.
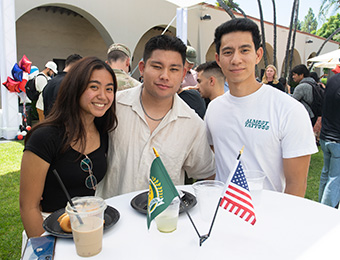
<box><xmin>66</xmin><ymin>196</ymin><xmax>107</xmax><ymax>257</ymax></box>
<box><xmin>155</xmin><ymin>197</ymin><xmax>180</xmax><ymax>233</ymax></box>
<box><xmin>244</xmin><ymin>170</ymin><xmax>266</xmax><ymax>205</ymax></box>
<box><xmin>192</xmin><ymin>180</ymin><xmax>224</xmax><ymax>222</ymax></box>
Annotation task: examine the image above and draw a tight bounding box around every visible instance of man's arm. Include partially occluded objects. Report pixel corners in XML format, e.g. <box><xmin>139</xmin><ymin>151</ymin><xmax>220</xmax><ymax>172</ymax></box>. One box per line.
<box><xmin>283</xmin><ymin>155</ymin><xmax>311</xmax><ymax>197</ymax></box>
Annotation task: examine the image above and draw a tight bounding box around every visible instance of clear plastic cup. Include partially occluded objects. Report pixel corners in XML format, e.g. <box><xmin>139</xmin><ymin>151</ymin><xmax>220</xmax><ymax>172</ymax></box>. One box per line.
<box><xmin>66</xmin><ymin>196</ymin><xmax>106</xmax><ymax>257</ymax></box>
<box><xmin>192</xmin><ymin>180</ymin><xmax>225</xmax><ymax>222</ymax></box>
<box><xmin>244</xmin><ymin>170</ymin><xmax>266</xmax><ymax>205</ymax></box>
<box><xmin>155</xmin><ymin>197</ymin><xmax>180</xmax><ymax>233</ymax></box>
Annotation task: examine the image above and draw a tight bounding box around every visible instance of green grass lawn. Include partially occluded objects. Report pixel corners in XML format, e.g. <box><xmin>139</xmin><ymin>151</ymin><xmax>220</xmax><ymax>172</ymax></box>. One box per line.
<box><xmin>0</xmin><ymin>141</ymin><xmax>24</xmax><ymax>260</ymax></box>
<box><xmin>0</xmin><ymin>141</ymin><xmax>325</xmax><ymax>260</ymax></box>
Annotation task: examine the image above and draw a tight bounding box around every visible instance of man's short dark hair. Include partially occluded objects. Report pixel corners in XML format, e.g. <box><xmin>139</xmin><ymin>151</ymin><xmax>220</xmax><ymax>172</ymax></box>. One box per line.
<box><xmin>291</xmin><ymin>64</ymin><xmax>310</xmax><ymax>77</ymax></box>
<box><xmin>214</xmin><ymin>18</ymin><xmax>261</xmax><ymax>55</ymax></box>
<box><xmin>65</xmin><ymin>54</ymin><xmax>82</xmax><ymax>67</ymax></box>
<box><xmin>196</xmin><ymin>61</ymin><xmax>225</xmax><ymax>80</ymax></box>
<box><xmin>143</xmin><ymin>35</ymin><xmax>186</xmax><ymax>65</ymax></box>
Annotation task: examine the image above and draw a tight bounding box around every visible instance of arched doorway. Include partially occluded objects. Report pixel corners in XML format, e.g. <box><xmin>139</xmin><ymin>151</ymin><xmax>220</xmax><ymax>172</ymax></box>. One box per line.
<box><xmin>16</xmin><ymin>6</ymin><xmax>109</xmax><ymax>71</ymax></box>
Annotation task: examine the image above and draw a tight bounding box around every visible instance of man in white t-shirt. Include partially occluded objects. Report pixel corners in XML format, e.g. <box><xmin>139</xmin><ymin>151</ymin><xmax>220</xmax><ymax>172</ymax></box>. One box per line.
<box><xmin>35</xmin><ymin>61</ymin><xmax>58</xmax><ymax>121</ymax></box>
<box><xmin>205</xmin><ymin>18</ymin><xmax>318</xmax><ymax>197</ymax></box>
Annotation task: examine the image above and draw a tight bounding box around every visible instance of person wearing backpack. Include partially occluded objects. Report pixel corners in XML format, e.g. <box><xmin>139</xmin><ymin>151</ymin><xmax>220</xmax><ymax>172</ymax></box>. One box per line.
<box><xmin>35</xmin><ymin>61</ymin><xmax>58</xmax><ymax>121</ymax></box>
<box><xmin>291</xmin><ymin>64</ymin><xmax>319</xmax><ymax>126</ymax></box>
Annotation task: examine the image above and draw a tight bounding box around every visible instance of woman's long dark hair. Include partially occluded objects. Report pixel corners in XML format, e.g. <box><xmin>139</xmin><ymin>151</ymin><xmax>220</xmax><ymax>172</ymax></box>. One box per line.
<box><xmin>25</xmin><ymin>56</ymin><xmax>118</xmax><ymax>154</ymax></box>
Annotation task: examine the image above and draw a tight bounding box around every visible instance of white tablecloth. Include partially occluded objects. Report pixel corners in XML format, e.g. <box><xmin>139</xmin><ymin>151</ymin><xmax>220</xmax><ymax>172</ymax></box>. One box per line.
<box><xmin>52</xmin><ymin>186</ymin><xmax>340</xmax><ymax>259</ymax></box>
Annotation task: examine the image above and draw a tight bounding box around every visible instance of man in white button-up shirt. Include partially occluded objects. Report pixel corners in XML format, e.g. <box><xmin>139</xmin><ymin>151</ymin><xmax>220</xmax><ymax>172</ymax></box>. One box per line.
<box><xmin>96</xmin><ymin>35</ymin><xmax>215</xmax><ymax>199</ymax></box>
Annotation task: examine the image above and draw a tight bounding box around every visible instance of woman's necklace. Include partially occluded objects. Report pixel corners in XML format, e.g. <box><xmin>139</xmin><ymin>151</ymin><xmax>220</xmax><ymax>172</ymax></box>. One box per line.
<box><xmin>139</xmin><ymin>89</ymin><xmax>166</xmax><ymax>122</ymax></box>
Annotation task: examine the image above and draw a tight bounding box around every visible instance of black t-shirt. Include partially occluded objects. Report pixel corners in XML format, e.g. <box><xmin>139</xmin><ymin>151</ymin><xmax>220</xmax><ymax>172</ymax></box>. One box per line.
<box><xmin>268</xmin><ymin>81</ymin><xmax>285</xmax><ymax>92</ymax></box>
<box><xmin>42</xmin><ymin>72</ymin><xmax>67</xmax><ymax>116</ymax></box>
<box><xmin>178</xmin><ymin>89</ymin><xmax>206</xmax><ymax>119</ymax></box>
<box><xmin>320</xmin><ymin>74</ymin><xmax>340</xmax><ymax>143</ymax></box>
<box><xmin>24</xmin><ymin>126</ymin><xmax>108</xmax><ymax>212</ymax></box>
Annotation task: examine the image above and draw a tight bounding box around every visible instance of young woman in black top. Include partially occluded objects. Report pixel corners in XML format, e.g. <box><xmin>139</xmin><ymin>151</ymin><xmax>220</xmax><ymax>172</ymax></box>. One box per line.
<box><xmin>20</xmin><ymin>57</ymin><xmax>118</xmax><ymax>238</ymax></box>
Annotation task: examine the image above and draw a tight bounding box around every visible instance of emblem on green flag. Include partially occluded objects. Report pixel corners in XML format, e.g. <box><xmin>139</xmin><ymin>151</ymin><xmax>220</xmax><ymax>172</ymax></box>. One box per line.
<box><xmin>147</xmin><ymin>148</ymin><xmax>179</xmax><ymax>229</ymax></box>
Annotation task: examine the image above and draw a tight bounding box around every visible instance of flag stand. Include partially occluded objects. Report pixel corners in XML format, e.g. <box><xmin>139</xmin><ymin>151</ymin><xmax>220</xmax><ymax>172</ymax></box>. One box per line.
<box><xmin>178</xmin><ymin>196</ymin><xmax>206</xmax><ymax>246</ymax></box>
<box><xmin>199</xmin><ymin>146</ymin><xmax>245</xmax><ymax>246</ymax></box>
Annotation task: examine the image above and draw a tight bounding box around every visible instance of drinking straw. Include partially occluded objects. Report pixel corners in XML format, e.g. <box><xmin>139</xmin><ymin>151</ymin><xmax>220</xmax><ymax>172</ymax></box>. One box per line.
<box><xmin>53</xmin><ymin>169</ymin><xmax>83</xmax><ymax>225</ymax></box>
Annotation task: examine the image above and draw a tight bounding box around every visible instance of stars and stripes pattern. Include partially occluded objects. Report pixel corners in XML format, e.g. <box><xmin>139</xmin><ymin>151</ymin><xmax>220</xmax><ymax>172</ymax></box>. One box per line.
<box><xmin>219</xmin><ymin>161</ymin><xmax>256</xmax><ymax>225</ymax></box>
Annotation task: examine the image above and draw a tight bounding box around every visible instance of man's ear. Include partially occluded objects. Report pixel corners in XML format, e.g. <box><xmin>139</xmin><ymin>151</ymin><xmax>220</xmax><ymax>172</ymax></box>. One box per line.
<box><xmin>138</xmin><ymin>60</ymin><xmax>145</xmax><ymax>76</ymax></box>
<box><xmin>215</xmin><ymin>52</ymin><xmax>220</xmax><ymax>66</ymax></box>
<box><xmin>210</xmin><ymin>76</ymin><xmax>216</xmax><ymax>86</ymax></box>
<box><xmin>126</xmin><ymin>57</ymin><xmax>130</xmax><ymax>67</ymax></box>
<box><xmin>255</xmin><ymin>47</ymin><xmax>264</xmax><ymax>65</ymax></box>
<box><xmin>182</xmin><ymin>67</ymin><xmax>187</xmax><ymax>82</ymax></box>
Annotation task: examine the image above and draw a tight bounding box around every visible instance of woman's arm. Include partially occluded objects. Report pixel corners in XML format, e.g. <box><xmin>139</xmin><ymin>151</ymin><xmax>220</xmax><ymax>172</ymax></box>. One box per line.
<box><xmin>20</xmin><ymin>150</ymin><xmax>50</xmax><ymax>238</ymax></box>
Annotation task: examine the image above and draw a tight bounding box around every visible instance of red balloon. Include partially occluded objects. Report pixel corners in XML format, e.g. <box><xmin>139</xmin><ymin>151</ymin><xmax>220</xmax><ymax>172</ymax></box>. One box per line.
<box><xmin>19</xmin><ymin>55</ymin><xmax>32</xmax><ymax>73</ymax></box>
<box><xmin>18</xmin><ymin>78</ymin><xmax>27</xmax><ymax>93</ymax></box>
<box><xmin>331</xmin><ymin>65</ymin><xmax>340</xmax><ymax>74</ymax></box>
<box><xmin>2</xmin><ymin>77</ymin><xmax>20</xmax><ymax>93</ymax></box>
<box><xmin>26</xmin><ymin>126</ymin><xmax>32</xmax><ymax>131</ymax></box>
<box><xmin>17</xmin><ymin>134</ymin><xmax>24</xmax><ymax>140</ymax></box>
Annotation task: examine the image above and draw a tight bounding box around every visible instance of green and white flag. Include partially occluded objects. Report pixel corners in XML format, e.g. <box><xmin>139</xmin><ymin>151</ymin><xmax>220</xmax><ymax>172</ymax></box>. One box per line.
<box><xmin>147</xmin><ymin>148</ymin><xmax>179</xmax><ymax>229</ymax></box>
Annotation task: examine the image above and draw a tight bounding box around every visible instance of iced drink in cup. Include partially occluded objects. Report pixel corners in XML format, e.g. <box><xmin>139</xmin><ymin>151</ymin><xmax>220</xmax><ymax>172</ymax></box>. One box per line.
<box><xmin>155</xmin><ymin>197</ymin><xmax>180</xmax><ymax>233</ymax></box>
<box><xmin>192</xmin><ymin>180</ymin><xmax>224</xmax><ymax>222</ymax></box>
<box><xmin>66</xmin><ymin>196</ymin><xmax>107</xmax><ymax>257</ymax></box>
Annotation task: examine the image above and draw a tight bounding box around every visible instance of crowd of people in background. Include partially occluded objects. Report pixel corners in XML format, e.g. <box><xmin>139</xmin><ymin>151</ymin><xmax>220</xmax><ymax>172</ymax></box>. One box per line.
<box><xmin>18</xmin><ymin>18</ymin><xmax>340</xmax><ymax>249</ymax></box>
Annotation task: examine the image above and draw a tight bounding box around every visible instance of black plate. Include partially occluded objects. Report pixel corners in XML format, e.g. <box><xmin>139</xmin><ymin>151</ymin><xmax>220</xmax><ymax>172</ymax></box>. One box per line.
<box><xmin>130</xmin><ymin>190</ymin><xmax>196</xmax><ymax>214</ymax></box>
<box><xmin>43</xmin><ymin>205</ymin><xmax>120</xmax><ymax>238</ymax></box>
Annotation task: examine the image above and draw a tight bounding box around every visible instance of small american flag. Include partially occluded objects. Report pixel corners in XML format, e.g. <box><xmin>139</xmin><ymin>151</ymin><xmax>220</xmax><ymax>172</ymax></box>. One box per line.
<box><xmin>219</xmin><ymin>161</ymin><xmax>256</xmax><ymax>225</ymax></box>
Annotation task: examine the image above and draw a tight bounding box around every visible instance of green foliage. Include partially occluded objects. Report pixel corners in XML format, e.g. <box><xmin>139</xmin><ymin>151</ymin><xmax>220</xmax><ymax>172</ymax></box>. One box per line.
<box><xmin>216</xmin><ymin>0</ymin><xmax>239</xmax><ymax>10</ymax></box>
<box><xmin>316</xmin><ymin>13</ymin><xmax>340</xmax><ymax>42</ymax></box>
<box><xmin>300</xmin><ymin>8</ymin><xmax>318</xmax><ymax>33</ymax></box>
<box><xmin>319</xmin><ymin>0</ymin><xmax>340</xmax><ymax>20</ymax></box>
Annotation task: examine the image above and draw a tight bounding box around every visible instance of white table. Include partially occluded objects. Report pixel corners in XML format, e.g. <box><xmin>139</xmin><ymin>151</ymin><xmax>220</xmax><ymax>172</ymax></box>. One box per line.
<box><xmin>53</xmin><ymin>186</ymin><xmax>340</xmax><ymax>259</ymax></box>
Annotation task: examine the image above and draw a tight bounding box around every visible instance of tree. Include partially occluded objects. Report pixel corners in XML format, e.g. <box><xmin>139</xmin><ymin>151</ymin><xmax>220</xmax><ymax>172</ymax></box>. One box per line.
<box><xmin>316</xmin><ymin>13</ymin><xmax>340</xmax><ymax>43</ymax></box>
<box><xmin>271</xmin><ymin>0</ymin><xmax>277</xmax><ymax>67</ymax></box>
<box><xmin>216</xmin><ymin>1</ymin><xmax>247</xmax><ymax>19</ymax></box>
<box><xmin>300</xmin><ymin>8</ymin><xmax>318</xmax><ymax>33</ymax></box>
<box><xmin>257</xmin><ymin>0</ymin><xmax>268</xmax><ymax>67</ymax></box>
<box><xmin>283</xmin><ymin>0</ymin><xmax>299</xmax><ymax>78</ymax></box>
<box><xmin>319</xmin><ymin>0</ymin><xmax>340</xmax><ymax>21</ymax></box>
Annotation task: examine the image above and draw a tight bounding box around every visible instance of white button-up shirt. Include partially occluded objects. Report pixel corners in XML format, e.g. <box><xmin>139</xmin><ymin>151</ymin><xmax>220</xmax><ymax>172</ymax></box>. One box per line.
<box><xmin>96</xmin><ymin>85</ymin><xmax>215</xmax><ymax>198</ymax></box>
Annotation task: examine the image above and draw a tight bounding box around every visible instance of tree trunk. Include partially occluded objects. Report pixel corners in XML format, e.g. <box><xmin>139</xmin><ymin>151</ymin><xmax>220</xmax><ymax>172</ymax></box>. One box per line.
<box><xmin>228</xmin><ymin>0</ymin><xmax>247</xmax><ymax>18</ymax></box>
<box><xmin>271</xmin><ymin>0</ymin><xmax>277</xmax><ymax>68</ymax></box>
<box><xmin>284</xmin><ymin>0</ymin><xmax>298</xmax><ymax>78</ymax></box>
<box><xmin>217</xmin><ymin>0</ymin><xmax>236</xmax><ymax>19</ymax></box>
<box><xmin>257</xmin><ymin>0</ymin><xmax>268</xmax><ymax>67</ymax></box>
<box><xmin>288</xmin><ymin>0</ymin><xmax>299</xmax><ymax>74</ymax></box>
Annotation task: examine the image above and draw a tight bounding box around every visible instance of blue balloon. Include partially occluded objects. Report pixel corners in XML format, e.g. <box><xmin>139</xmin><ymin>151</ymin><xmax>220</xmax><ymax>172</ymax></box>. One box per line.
<box><xmin>12</xmin><ymin>63</ymin><xmax>23</xmax><ymax>82</ymax></box>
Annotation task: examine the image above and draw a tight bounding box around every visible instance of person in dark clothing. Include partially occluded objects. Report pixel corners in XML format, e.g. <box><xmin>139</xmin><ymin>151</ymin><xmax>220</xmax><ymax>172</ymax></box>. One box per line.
<box><xmin>178</xmin><ymin>88</ymin><xmax>206</xmax><ymax>119</ymax></box>
<box><xmin>43</xmin><ymin>54</ymin><xmax>82</xmax><ymax>117</ymax></box>
<box><xmin>262</xmin><ymin>64</ymin><xmax>285</xmax><ymax>92</ymax></box>
<box><xmin>291</xmin><ymin>64</ymin><xmax>318</xmax><ymax>126</ymax></box>
<box><xmin>318</xmin><ymin>73</ymin><xmax>340</xmax><ymax>208</ymax></box>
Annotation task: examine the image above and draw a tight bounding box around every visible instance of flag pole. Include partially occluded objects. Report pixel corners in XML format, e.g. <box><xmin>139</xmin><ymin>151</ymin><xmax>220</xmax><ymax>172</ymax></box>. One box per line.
<box><xmin>153</xmin><ymin>147</ymin><xmax>204</xmax><ymax>245</ymax></box>
<box><xmin>203</xmin><ymin>146</ymin><xmax>245</xmax><ymax>244</ymax></box>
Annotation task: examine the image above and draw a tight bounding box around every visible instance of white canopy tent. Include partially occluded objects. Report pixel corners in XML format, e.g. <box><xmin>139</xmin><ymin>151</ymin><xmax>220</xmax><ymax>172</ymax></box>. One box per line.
<box><xmin>308</xmin><ymin>49</ymin><xmax>340</xmax><ymax>64</ymax></box>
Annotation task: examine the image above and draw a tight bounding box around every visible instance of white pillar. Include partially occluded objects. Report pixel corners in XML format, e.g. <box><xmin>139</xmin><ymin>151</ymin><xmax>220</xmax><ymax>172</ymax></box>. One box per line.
<box><xmin>176</xmin><ymin>7</ymin><xmax>187</xmax><ymax>45</ymax></box>
<box><xmin>0</xmin><ymin>0</ymin><xmax>20</xmax><ymax>139</ymax></box>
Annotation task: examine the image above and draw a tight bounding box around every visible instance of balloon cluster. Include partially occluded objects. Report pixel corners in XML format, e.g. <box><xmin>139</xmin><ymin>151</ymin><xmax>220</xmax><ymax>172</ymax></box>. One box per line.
<box><xmin>2</xmin><ymin>55</ymin><xmax>32</xmax><ymax>93</ymax></box>
<box><xmin>15</xmin><ymin>125</ymin><xmax>32</xmax><ymax>140</ymax></box>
